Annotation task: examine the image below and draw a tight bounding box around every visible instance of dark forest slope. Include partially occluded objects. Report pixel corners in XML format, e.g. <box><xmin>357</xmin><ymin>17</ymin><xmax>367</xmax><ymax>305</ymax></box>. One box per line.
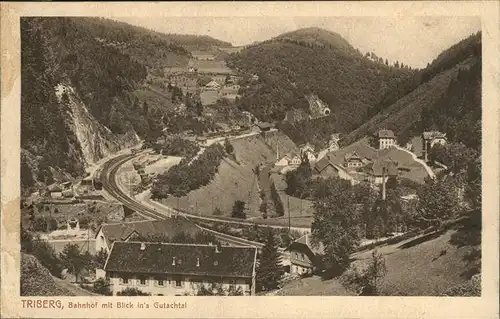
<box><xmin>343</xmin><ymin>32</ymin><xmax>481</xmax><ymax>149</ymax></box>
<box><xmin>226</xmin><ymin>28</ymin><xmax>415</xmax><ymax>132</ymax></box>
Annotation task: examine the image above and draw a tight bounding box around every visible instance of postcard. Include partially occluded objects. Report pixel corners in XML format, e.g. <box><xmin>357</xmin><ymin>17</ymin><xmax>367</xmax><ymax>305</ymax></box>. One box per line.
<box><xmin>1</xmin><ymin>1</ymin><xmax>499</xmax><ymax>318</ymax></box>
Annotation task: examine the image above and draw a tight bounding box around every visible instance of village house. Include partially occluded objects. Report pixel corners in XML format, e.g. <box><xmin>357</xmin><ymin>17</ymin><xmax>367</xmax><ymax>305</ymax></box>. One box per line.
<box><xmin>365</xmin><ymin>159</ymin><xmax>399</xmax><ymax>185</ymax></box>
<box><xmin>289</xmin><ymin>154</ymin><xmax>302</xmax><ymax>166</ymax></box>
<box><xmin>94</xmin><ymin>217</ymin><xmax>201</xmax><ymax>253</ymax></box>
<box><xmin>287</xmin><ymin>233</ymin><xmax>325</xmax><ymax>275</ymax></box>
<box><xmin>313</xmin><ymin>156</ymin><xmax>354</xmax><ymax>182</ymax></box>
<box><xmin>275</xmin><ymin>154</ymin><xmax>292</xmax><ymax>167</ymax></box>
<box><xmin>104</xmin><ymin>241</ymin><xmax>258</xmax><ymax>296</ymax></box>
<box><xmin>191</xmin><ymin>51</ymin><xmax>215</xmax><ymax>61</ymax></box>
<box><xmin>344</xmin><ymin>151</ymin><xmax>364</xmax><ymax>169</ymax></box>
<box><xmin>47</xmin><ymin>183</ymin><xmax>63</xmax><ymax>199</ymax></box>
<box><xmin>257</xmin><ymin>122</ymin><xmax>273</xmax><ymax>132</ymax></box>
<box><xmin>204</xmin><ymin>80</ymin><xmax>221</xmax><ymax>91</ymax></box>
<box><xmin>377</xmin><ymin>129</ymin><xmax>396</xmax><ymax>149</ymax></box>
<box><xmin>251</xmin><ymin>74</ymin><xmax>259</xmax><ymax>82</ymax></box>
<box><xmin>422</xmin><ymin>131</ymin><xmax>447</xmax><ymax>161</ymax></box>
<box><xmin>299</xmin><ymin>143</ymin><xmax>317</xmax><ymax>162</ymax></box>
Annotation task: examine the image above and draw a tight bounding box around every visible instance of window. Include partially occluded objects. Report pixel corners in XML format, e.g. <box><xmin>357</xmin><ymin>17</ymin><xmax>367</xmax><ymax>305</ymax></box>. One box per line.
<box><xmin>122</xmin><ymin>277</ymin><xmax>129</xmax><ymax>284</ymax></box>
<box><xmin>175</xmin><ymin>279</ymin><xmax>182</xmax><ymax>288</ymax></box>
<box><xmin>158</xmin><ymin>279</ymin><xmax>164</xmax><ymax>286</ymax></box>
<box><xmin>139</xmin><ymin>277</ymin><xmax>147</xmax><ymax>285</ymax></box>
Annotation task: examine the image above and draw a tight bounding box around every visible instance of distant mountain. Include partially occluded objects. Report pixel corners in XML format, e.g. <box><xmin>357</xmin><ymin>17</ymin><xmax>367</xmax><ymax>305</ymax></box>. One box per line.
<box><xmin>273</xmin><ymin>27</ymin><xmax>355</xmax><ymax>53</ymax></box>
<box><xmin>226</xmin><ymin>27</ymin><xmax>414</xmax><ymax>136</ymax></box>
<box><xmin>343</xmin><ymin>32</ymin><xmax>481</xmax><ymax>150</ymax></box>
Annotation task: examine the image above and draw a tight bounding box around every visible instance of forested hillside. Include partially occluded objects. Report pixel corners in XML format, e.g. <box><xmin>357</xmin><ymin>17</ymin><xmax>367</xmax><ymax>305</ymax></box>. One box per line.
<box><xmin>226</xmin><ymin>28</ymin><xmax>415</xmax><ymax>134</ymax></box>
<box><xmin>343</xmin><ymin>32</ymin><xmax>481</xmax><ymax>148</ymax></box>
<box><xmin>68</xmin><ymin>18</ymin><xmax>231</xmax><ymax>70</ymax></box>
<box><xmin>21</xmin><ymin>17</ymin><xmax>191</xmax><ymax>191</ymax></box>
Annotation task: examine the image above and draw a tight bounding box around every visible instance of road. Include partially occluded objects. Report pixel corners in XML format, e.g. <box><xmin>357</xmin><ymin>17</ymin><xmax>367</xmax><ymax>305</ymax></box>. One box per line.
<box><xmin>393</xmin><ymin>145</ymin><xmax>436</xmax><ymax>179</ymax></box>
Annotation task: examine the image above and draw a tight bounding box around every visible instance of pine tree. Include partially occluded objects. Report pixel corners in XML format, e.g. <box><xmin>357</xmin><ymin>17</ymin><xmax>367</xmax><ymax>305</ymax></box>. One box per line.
<box><xmin>256</xmin><ymin>229</ymin><xmax>283</xmax><ymax>292</ymax></box>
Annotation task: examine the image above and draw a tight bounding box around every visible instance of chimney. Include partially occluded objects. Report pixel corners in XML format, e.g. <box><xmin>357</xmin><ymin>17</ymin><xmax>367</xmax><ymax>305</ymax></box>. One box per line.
<box><xmin>196</xmin><ymin>257</ymin><xmax>200</xmax><ymax>267</ymax></box>
<box><xmin>172</xmin><ymin>257</ymin><xmax>176</xmax><ymax>266</ymax></box>
<box><xmin>140</xmin><ymin>243</ymin><xmax>146</xmax><ymax>251</ymax></box>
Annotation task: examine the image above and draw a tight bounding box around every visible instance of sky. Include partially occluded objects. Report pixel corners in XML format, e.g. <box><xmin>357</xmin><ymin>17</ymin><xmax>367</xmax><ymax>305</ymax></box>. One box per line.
<box><xmin>114</xmin><ymin>16</ymin><xmax>481</xmax><ymax>69</ymax></box>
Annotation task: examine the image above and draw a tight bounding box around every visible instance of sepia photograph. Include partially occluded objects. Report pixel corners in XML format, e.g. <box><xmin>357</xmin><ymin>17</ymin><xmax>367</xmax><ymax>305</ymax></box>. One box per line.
<box><xmin>1</xmin><ymin>1</ymin><xmax>499</xmax><ymax>318</ymax></box>
<box><xmin>18</xmin><ymin>14</ymin><xmax>483</xmax><ymax>297</ymax></box>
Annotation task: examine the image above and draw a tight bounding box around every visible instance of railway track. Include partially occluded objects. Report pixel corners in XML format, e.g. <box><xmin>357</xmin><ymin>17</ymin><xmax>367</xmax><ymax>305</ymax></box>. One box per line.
<box><xmin>99</xmin><ymin>153</ymin><xmax>268</xmax><ymax>248</ymax></box>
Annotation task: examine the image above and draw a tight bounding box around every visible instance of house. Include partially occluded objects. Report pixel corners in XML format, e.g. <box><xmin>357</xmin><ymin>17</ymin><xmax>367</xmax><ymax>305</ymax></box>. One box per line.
<box><xmin>251</xmin><ymin>74</ymin><xmax>259</xmax><ymax>81</ymax></box>
<box><xmin>196</xmin><ymin>136</ymin><xmax>208</xmax><ymax>144</ymax></box>
<box><xmin>299</xmin><ymin>143</ymin><xmax>317</xmax><ymax>162</ymax></box>
<box><xmin>47</xmin><ymin>183</ymin><xmax>63</xmax><ymax>199</ymax></box>
<box><xmin>344</xmin><ymin>151</ymin><xmax>364</xmax><ymax>169</ymax></box>
<box><xmin>94</xmin><ymin>217</ymin><xmax>201</xmax><ymax>253</ymax></box>
<box><xmin>204</xmin><ymin>80</ymin><xmax>221</xmax><ymax>91</ymax></box>
<box><xmin>61</xmin><ymin>181</ymin><xmax>72</xmax><ymax>190</ymax></box>
<box><xmin>422</xmin><ymin>131</ymin><xmax>447</xmax><ymax>160</ymax></box>
<box><xmin>287</xmin><ymin>233</ymin><xmax>324</xmax><ymax>275</ymax></box>
<box><xmin>104</xmin><ymin>241</ymin><xmax>257</xmax><ymax>296</ymax></box>
<box><xmin>61</xmin><ymin>189</ymin><xmax>74</xmax><ymax>198</ymax></box>
<box><xmin>275</xmin><ymin>154</ymin><xmax>292</xmax><ymax>167</ymax></box>
<box><xmin>257</xmin><ymin>122</ymin><xmax>273</xmax><ymax>132</ymax></box>
<box><xmin>377</xmin><ymin>129</ymin><xmax>396</xmax><ymax>149</ymax></box>
<box><xmin>289</xmin><ymin>155</ymin><xmax>302</xmax><ymax>166</ymax></box>
<box><xmin>366</xmin><ymin>159</ymin><xmax>399</xmax><ymax>184</ymax></box>
<box><xmin>313</xmin><ymin>156</ymin><xmax>351</xmax><ymax>180</ymax></box>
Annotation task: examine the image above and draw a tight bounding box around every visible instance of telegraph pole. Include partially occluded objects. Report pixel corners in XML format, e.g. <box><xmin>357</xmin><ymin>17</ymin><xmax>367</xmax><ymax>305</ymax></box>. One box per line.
<box><xmin>287</xmin><ymin>195</ymin><xmax>291</xmax><ymax>233</ymax></box>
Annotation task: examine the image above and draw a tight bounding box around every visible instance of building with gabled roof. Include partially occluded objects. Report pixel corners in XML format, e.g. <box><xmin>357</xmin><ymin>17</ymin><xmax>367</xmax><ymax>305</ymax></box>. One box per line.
<box><xmin>344</xmin><ymin>151</ymin><xmax>365</xmax><ymax>168</ymax></box>
<box><xmin>94</xmin><ymin>217</ymin><xmax>201</xmax><ymax>253</ymax></box>
<box><xmin>422</xmin><ymin>131</ymin><xmax>447</xmax><ymax>161</ymax></box>
<box><xmin>104</xmin><ymin>241</ymin><xmax>257</xmax><ymax>296</ymax></box>
<box><xmin>287</xmin><ymin>233</ymin><xmax>325</xmax><ymax>275</ymax></box>
<box><xmin>377</xmin><ymin>129</ymin><xmax>396</xmax><ymax>149</ymax></box>
<box><xmin>365</xmin><ymin>158</ymin><xmax>399</xmax><ymax>185</ymax></box>
<box><xmin>313</xmin><ymin>156</ymin><xmax>354</xmax><ymax>182</ymax></box>
<box><xmin>204</xmin><ymin>80</ymin><xmax>221</xmax><ymax>91</ymax></box>
<box><xmin>275</xmin><ymin>154</ymin><xmax>292</xmax><ymax>167</ymax></box>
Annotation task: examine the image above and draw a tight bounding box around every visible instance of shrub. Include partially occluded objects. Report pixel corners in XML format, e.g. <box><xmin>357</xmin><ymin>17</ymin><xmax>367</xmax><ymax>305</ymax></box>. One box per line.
<box><xmin>92</xmin><ymin>278</ymin><xmax>112</xmax><ymax>296</ymax></box>
<box><xmin>443</xmin><ymin>274</ymin><xmax>480</xmax><ymax>296</ymax></box>
<box><xmin>117</xmin><ymin>288</ymin><xmax>150</xmax><ymax>296</ymax></box>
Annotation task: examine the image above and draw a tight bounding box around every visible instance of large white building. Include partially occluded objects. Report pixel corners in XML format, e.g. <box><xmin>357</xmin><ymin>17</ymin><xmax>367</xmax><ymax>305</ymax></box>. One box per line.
<box><xmin>103</xmin><ymin>241</ymin><xmax>258</xmax><ymax>296</ymax></box>
<box><xmin>377</xmin><ymin>129</ymin><xmax>396</xmax><ymax>150</ymax></box>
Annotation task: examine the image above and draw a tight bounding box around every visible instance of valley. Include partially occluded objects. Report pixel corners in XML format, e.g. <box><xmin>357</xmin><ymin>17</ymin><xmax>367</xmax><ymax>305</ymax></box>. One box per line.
<box><xmin>19</xmin><ymin>17</ymin><xmax>482</xmax><ymax>298</ymax></box>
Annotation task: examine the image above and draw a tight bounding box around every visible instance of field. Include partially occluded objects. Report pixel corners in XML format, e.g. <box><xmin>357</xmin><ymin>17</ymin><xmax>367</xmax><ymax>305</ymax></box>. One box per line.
<box><xmin>250</xmin><ymin>172</ymin><xmax>315</xmax><ymax>227</ymax></box>
<box><xmin>276</xmin><ymin>276</ymin><xmax>353</xmax><ymax>296</ymax></box>
<box><xmin>194</xmin><ymin>60</ymin><xmax>234</xmax><ymax>74</ymax></box>
<box><xmin>350</xmin><ymin>228</ymin><xmax>480</xmax><ymax>296</ymax></box>
<box><xmin>161</xmin><ymin>131</ymin><xmax>299</xmax><ymax>219</ymax></box>
<box><xmin>144</xmin><ymin>156</ymin><xmax>183</xmax><ymax>175</ymax></box>
<box><xmin>277</xmin><ymin>226</ymin><xmax>480</xmax><ymax>296</ymax></box>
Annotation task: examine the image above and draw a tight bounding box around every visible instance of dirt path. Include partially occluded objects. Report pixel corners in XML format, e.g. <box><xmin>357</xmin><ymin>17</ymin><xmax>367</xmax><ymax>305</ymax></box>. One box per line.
<box><xmin>393</xmin><ymin>145</ymin><xmax>436</xmax><ymax>179</ymax></box>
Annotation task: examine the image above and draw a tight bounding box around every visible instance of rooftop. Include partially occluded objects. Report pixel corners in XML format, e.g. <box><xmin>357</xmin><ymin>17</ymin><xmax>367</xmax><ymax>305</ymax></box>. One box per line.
<box><xmin>423</xmin><ymin>131</ymin><xmax>447</xmax><ymax>140</ymax></box>
<box><xmin>293</xmin><ymin>233</ymin><xmax>325</xmax><ymax>255</ymax></box>
<box><xmin>365</xmin><ymin>159</ymin><xmax>399</xmax><ymax>176</ymax></box>
<box><xmin>96</xmin><ymin>217</ymin><xmax>201</xmax><ymax>247</ymax></box>
<box><xmin>377</xmin><ymin>129</ymin><xmax>395</xmax><ymax>138</ymax></box>
<box><xmin>105</xmin><ymin>241</ymin><xmax>257</xmax><ymax>278</ymax></box>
